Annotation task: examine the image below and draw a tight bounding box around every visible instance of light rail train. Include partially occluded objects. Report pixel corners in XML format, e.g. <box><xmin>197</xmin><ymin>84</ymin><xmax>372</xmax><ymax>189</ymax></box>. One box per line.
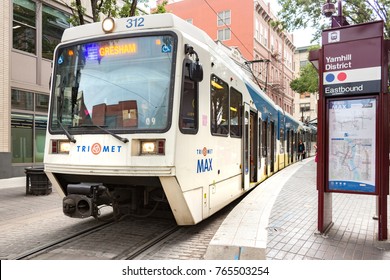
<box><xmin>44</xmin><ymin>13</ymin><xmax>316</xmax><ymax>225</ymax></box>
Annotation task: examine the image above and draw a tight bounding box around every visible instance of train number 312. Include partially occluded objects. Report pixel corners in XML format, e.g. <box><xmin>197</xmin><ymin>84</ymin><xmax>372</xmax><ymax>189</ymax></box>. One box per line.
<box><xmin>126</xmin><ymin>17</ymin><xmax>145</xmax><ymax>28</ymax></box>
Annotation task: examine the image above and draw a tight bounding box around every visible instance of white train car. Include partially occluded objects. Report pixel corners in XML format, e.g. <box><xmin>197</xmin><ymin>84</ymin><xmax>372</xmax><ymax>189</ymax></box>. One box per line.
<box><xmin>44</xmin><ymin>13</ymin><xmax>308</xmax><ymax>225</ymax></box>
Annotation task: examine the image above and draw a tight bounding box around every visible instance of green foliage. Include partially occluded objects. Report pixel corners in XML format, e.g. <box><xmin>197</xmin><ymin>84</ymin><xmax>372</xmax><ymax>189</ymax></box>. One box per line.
<box><xmin>68</xmin><ymin>0</ymin><xmax>86</xmax><ymax>25</ymax></box>
<box><xmin>277</xmin><ymin>0</ymin><xmax>390</xmax><ymax>41</ymax></box>
<box><xmin>290</xmin><ymin>62</ymin><xmax>319</xmax><ymax>93</ymax></box>
<box><xmin>118</xmin><ymin>0</ymin><xmax>149</xmax><ymax>17</ymax></box>
<box><xmin>152</xmin><ymin>0</ymin><xmax>168</xmax><ymax>14</ymax></box>
<box><xmin>67</xmin><ymin>0</ymin><xmax>163</xmax><ymax>25</ymax></box>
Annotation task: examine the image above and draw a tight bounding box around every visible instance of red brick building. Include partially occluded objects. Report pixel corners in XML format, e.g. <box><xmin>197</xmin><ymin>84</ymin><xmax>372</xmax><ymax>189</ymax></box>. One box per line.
<box><xmin>159</xmin><ymin>0</ymin><xmax>296</xmax><ymax>115</ymax></box>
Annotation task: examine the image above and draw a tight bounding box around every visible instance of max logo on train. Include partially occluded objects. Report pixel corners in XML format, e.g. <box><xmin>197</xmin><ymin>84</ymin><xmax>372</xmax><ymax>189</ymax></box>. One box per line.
<box><xmin>196</xmin><ymin>147</ymin><xmax>213</xmax><ymax>173</ymax></box>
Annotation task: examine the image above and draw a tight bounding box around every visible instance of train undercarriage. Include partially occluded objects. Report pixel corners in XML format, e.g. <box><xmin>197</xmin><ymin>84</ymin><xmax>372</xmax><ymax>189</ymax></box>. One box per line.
<box><xmin>55</xmin><ymin>174</ymin><xmax>170</xmax><ymax>220</ymax></box>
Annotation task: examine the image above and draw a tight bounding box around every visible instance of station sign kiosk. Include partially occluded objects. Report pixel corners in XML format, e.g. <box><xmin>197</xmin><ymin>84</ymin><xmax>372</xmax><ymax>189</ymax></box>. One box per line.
<box><xmin>311</xmin><ymin>20</ymin><xmax>389</xmax><ymax>240</ymax></box>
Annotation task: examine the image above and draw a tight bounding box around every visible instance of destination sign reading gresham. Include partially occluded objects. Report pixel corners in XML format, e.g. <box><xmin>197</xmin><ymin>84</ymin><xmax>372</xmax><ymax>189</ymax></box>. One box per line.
<box><xmin>328</xmin><ymin>98</ymin><xmax>376</xmax><ymax>193</ymax></box>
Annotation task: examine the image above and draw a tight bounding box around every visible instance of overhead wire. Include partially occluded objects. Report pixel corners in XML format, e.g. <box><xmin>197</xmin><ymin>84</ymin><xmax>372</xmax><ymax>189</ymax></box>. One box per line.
<box><xmin>202</xmin><ymin>0</ymin><xmax>254</xmax><ymax>59</ymax></box>
<box><xmin>202</xmin><ymin>0</ymin><xmax>270</xmax><ymax>89</ymax></box>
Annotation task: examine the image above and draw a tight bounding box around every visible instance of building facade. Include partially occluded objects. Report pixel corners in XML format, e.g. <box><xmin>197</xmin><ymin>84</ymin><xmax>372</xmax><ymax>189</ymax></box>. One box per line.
<box><xmin>161</xmin><ymin>0</ymin><xmax>296</xmax><ymax>114</ymax></box>
<box><xmin>293</xmin><ymin>46</ymin><xmax>318</xmax><ymax>124</ymax></box>
<box><xmin>0</xmin><ymin>0</ymin><xmax>94</xmax><ymax>178</ymax></box>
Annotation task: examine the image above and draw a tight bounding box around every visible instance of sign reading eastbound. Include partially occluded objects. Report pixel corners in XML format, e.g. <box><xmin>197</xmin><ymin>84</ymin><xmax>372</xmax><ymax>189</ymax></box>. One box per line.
<box><xmin>322</xmin><ymin>22</ymin><xmax>383</xmax><ymax>96</ymax></box>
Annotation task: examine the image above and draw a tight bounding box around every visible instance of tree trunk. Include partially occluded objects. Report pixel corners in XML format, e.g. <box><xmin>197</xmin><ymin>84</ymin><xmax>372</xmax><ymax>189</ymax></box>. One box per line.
<box><xmin>130</xmin><ymin>0</ymin><xmax>138</xmax><ymax>16</ymax></box>
<box><xmin>75</xmin><ymin>0</ymin><xmax>85</xmax><ymax>25</ymax></box>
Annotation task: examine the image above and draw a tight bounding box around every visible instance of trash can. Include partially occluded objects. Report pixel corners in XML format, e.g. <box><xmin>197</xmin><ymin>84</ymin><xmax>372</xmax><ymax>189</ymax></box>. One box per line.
<box><xmin>25</xmin><ymin>167</ymin><xmax>52</xmax><ymax>195</ymax></box>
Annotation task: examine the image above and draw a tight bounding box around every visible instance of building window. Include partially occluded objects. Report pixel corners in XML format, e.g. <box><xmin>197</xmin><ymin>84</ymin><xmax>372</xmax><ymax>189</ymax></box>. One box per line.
<box><xmin>11</xmin><ymin>89</ymin><xmax>49</xmax><ymax>164</ymax></box>
<box><xmin>255</xmin><ymin>19</ymin><xmax>259</xmax><ymax>40</ymax></box>
<box><xmin>35</xmin><ymin>93</ymin><xmax>50</xmax><ymax>113</ymax></box>
<box><xmin>11</xmin><ymin>89</ymin><xmax>34</xmax><ymax>110</ymax></box>
<box><xmin>13</xmin><ymin>0</ymin><xmax>36</xmax><ymax>54</ymax></box>
<box><xmin>300</xmin><ymin>103</ymin><xmax>311</xmax><ymax>112</ymax></box>
<box><xmin>42</xmin><ymin>5</ymin><xmax>70</xmax><ymax>59</ymax></box>
<box><xmin>263</xmin><ymin>26</ymin><xmax>268</xmax><ymax>47</ymax></box>
<box><xmin>211</xmin><ymin>75</ymin><xmax>229</xmax><ymax>136</ymax></box>
<box><xmin>217</xmin><ymin>10</ymin><xmax>231</xmax><ymax>26</ymax></box>
<box><xmin>300</xmin><ymin>60</ymin><xmax>309</xmax><ymax>68</ymax></box>
<box><xmin>218</xmin><ymin>28</ymin><xmax>231</xmax><ymax>41</ymax></box>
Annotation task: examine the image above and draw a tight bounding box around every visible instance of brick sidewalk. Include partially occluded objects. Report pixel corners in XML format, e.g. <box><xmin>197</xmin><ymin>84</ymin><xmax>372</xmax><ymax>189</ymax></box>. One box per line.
<box><xmin>266</xmin><ymin>160</ymin><xmax>390</xmax><ymax>260</ymax></box>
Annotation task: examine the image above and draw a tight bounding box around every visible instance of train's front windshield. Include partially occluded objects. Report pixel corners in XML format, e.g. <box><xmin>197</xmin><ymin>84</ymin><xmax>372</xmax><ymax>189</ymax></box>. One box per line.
<box><xmin>49</xmin><ymin>35</ymin><xmax>176</xmax><ymax>133</ymax></box>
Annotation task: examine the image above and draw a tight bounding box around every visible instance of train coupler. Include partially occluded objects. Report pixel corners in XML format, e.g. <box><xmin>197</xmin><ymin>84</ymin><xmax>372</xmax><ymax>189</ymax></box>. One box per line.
<box><xmin>63</xmin><ymin>183</ymin><xmax>106</xmax><ymax>218</ymax></box>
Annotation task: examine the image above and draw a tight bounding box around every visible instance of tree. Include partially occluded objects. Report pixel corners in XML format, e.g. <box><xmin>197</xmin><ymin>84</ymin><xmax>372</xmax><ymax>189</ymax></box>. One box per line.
<box><xmin>290</xmin><ymin>62</ymin><xmax>319</xmax><ymax>93</ymax></box>
<box><xmin>64</xmin><ymin>0</ymin><xmax>166</xmax><ymax>26</ymax></box>
<box><xmin>280</xmin><ymin>1</ymin><xmax>390</xmax><ymax>94</ymax></box>
<box><xmin>290</xmin><ymin>45</ymin><xmax>320</xmax><ymax>94</ymax></box>
<box><xmin>276</xmin><ymin>0</ymin><xmax>390</xmax><ymax>42</ymax></box>
<box><xmin>152</xmin><ymin>0</ymin><xmax>168</xmax><ymax>14</ymax></box>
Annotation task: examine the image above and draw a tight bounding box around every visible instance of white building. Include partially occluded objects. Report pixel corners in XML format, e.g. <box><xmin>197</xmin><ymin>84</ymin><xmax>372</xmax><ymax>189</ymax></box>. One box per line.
<box><xmin>293</xmin><ymin>46</ymin><xmax>318</xmax><ymax>125</ymax></box>
<box><xmin>0</xmin><ymin>0</ymin><xmax>94</xmax><ymax>178</ymax></box>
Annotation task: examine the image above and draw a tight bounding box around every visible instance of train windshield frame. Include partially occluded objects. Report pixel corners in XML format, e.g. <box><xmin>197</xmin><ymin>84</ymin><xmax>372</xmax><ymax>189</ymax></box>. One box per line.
<box><xmin>49</xmin><ymin>33</ymin><xmax>177</xmax><ymax>134</ymax></box>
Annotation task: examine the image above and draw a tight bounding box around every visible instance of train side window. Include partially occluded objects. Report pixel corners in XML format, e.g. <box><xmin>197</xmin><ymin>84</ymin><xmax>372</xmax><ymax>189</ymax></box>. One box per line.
<box><xmin>230</xmin><ymin>87</ymin><xmax>242</xmax><ymax>138</ymax></box>
<box><xmin>261</xmin><ymin>120</ymin><xmax>267</xmax><ymax>157</ymax></box>
<box><xmin>280</xmin><ymin>128</ymin><xmax>285</xmax><ymax>153</ymax></box>
<box><xmin>210</xmin><ymin>75</ymin><xmax>229</xmax><ymax>136</ymax></box>
<box><xmin>179</xmin><ymin>59</ymin><xmax>198</xmax><ymax>134</ymax></box>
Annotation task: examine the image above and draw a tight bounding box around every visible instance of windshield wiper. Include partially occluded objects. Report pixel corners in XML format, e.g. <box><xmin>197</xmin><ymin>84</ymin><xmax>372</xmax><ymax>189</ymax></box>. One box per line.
<box><xmin>81</xmin><ymin>124</ymin><xmax>129</xmax><ymax>143</ymax></box>
<box><xmin>57</xmin><ymin>119</ymin><xmax>76</xmax><ymax>143</ymax></box>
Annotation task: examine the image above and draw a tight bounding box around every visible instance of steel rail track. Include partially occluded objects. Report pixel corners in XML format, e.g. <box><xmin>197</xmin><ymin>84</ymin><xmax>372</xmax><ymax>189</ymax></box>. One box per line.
<box><xmin>15</xmin><ymin>220</ymin><xmax>115</xmax><ymax>260</ymax></box>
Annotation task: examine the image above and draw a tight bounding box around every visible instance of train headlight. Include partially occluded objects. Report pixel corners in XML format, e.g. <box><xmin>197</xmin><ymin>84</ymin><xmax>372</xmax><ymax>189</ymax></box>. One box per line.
<box><xmin>59</xmin><ymin>141</ymin><xmax>71</xmax><ymax>153</ymax></box>
<box><xmin>141</xmin><ymin>141</ymin><xmax>156</xmax><ymax>154</ymax></box>
<box><xmin>51</xmin><ymin>140</ymin><xmax>70</xmax><ymax>154</ymax></box>
<box><xmin>140</xmin><ymin>140</ymin><xmax>165</xmax><ymax>155</ymax></box>
<box><xmin>102</xmin><ymin>17</ymin><xmax>115</xmax><ymax>33</ymax></box>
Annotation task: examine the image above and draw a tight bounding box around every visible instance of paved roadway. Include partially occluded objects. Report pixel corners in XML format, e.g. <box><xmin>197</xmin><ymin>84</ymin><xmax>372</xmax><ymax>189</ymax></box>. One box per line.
<box><xmin>1</xmin><ymin>158</ymin><xmax>390</xmax><ymax>260</ymax></box>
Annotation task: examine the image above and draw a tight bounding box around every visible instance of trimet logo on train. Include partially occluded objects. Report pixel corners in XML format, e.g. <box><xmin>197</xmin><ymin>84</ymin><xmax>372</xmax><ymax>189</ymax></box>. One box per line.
<box><xmin>76</xmin><ymin>143</ymin><xmax>123</xmax><ymax>155</ymax></box>
<box><xmin>196</xmin><ymin>147</ymin><xmax>213</xmax><ymax>173</ymax></box>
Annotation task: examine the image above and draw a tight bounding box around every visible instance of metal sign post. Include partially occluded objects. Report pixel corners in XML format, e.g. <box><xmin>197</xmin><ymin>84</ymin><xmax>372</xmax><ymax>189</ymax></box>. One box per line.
<box><xmin>310</xmin><ymin>20</ymin><xmax>389</xmax><ymax>240</ymax></box>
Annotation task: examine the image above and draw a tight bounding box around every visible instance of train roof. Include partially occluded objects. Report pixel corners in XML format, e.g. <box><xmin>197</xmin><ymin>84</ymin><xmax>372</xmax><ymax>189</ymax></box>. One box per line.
<box><xmin>61</xmin><ymin>13</ymin><xmax>214</xmax><ymax>45</ymax></box>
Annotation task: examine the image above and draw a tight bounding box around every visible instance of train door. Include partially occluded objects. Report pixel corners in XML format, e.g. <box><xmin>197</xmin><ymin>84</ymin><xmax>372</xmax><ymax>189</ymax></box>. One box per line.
<box><xmin>290</xmin><ymin>130</ymin><xmax>294</xmax><ymax>163</ymax></box>
<box><xmin>242</xmin><ymin>103</ymin><xmax>250</xmax><ymax>190</ymax></box>
<box><xmin>249</xmin><ymin>111</ymin><xmax>258</xmax><ymax>183</ymax></box>
<box><xmin>257</xmin><ymin>115</ymin><xmax>262</xmax><ymax>180</ymax></box>
<box><xmin>262</xmin><ymin>119</ymin><xmax>268</xmax><ymax>176</ymax></box>
<box><xmin>270</xmin><ymin>121</ymin><xmax>275</xmax><ymax>173</ymax></box>
<box><xmin>286</xmin><ymin>129</ymin><xmax>290</xmax><ymax>164</ymax></box>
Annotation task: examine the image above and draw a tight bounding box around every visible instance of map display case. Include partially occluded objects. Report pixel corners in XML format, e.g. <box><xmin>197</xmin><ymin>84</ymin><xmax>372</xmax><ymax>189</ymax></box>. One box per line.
<box><xmin>327</xmin><ymin>97</ymin><xmax>377</xmax><ymax>194</ymax></box>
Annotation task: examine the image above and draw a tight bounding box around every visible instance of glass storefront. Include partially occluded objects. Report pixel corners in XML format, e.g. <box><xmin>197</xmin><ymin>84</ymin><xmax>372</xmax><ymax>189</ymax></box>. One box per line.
<box><xmin>10</xmin><ymin>0</ymin><xmax>70</xmax><ymax>167</ymax></box>
<box><xmin>11</xmin><ymin>89</ymin><xmax>49</xmax><ymax>164</ymax></box>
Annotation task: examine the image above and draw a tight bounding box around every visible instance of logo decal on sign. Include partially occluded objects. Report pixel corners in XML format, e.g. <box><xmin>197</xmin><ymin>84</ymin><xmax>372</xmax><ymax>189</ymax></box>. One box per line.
<box><xmin>325</xmin><ymin>72</ymin><xmax>347</xmax><ymax>83</ymax></box>
<box><xmin>328</xmin><ymin>31</ymin><xmax>340</xmax><ymax>43</ymax></box>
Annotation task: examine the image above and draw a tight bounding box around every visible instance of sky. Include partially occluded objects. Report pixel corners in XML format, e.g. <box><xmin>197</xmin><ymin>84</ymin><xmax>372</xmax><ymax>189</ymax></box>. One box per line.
<box><xmin>267</xmin><ymin>0</ymin><xmax>316</xmax><ymax>48</ymax></box>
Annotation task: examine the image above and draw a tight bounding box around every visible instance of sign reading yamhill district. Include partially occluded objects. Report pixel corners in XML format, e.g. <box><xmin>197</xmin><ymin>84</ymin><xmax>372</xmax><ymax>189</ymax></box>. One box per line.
<box><xmin>322</xmin><ymin>22</ymin><xmax>383</xmax><ymax>96</ymax></box>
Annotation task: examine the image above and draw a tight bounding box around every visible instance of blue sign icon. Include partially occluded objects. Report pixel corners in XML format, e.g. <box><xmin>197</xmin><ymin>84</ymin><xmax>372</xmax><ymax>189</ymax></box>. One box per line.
<box><xmin>161</xmin><ymin>45</ymin><xmax>172</xmax><ymax>53</ymax></box>
<box><xmin>58</xmin><ymin>55</ymin><xmax>64</xmax><ymax>64</ymax></box>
